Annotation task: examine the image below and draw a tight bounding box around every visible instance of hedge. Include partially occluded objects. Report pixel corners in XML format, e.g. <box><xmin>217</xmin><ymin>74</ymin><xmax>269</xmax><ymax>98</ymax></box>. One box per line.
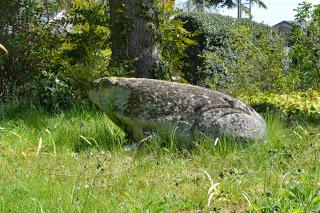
<box><xmin>239</xmin><ymin>91</ymin><xmax>320</xmax><ymax>119</ymax></box>
<box><xmin>178</xmin><ymin>12</ymin><xmax>286</xmax><ymax>94</ymax></box>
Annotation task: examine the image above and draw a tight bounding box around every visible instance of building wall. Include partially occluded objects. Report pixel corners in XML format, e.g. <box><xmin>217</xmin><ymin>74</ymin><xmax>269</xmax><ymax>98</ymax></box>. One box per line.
<box><xmin>273</xmin><ymin>22</ymin><xmax>293</xmax><ymax>47</ymax></box>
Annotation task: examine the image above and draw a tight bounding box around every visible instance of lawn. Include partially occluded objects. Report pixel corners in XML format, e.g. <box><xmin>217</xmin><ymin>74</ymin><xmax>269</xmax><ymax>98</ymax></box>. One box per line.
<box><xmin>1</xmin><ymin>101</ymin><xmax>320</xmax><ymax>212</ymax></box>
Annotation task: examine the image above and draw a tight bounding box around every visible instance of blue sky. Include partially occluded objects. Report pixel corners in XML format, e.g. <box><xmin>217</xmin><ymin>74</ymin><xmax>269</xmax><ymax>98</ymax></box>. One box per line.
<box><xmin>176</xmin><ymin>0</ymin><xmax>320</xmax><ymax>26</ymax></box>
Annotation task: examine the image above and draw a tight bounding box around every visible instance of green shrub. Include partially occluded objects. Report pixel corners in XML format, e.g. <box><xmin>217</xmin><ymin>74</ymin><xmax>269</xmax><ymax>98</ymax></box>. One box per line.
<box><xmin>18</xmin><ymin>72</ymin><xmax>74</xmax><ymax>112</ymax></box>
<box><xmin>178</xmin><ymin>12</ymin><xmax>287</xmax><ymax>94</ymax></box>
<box><xmin>157</xmin><ymin>1</ymin><xmax>198</xmax><ymax>80</ymax></box>
<box><xmin>0</xmin><ymin>0</ymin><xmax>64</xmax><ymax>101</ymax></box>
<box><xmin>0</xmin><ymin>0</ymin><xmax>111</xmax><ymax>109</ymax></box>
<box><xmin>52</xmin><ymin>0</ymin><xmax>111</xmax><ymax>102</ymax></box>
<box><xmin>289</xmin><ymin>2</ymin><xmax>320</xmax><ymax>90</ymax></box>
<box><xmin>239</xmin><ymin>91</ymin><xmax>320</xmax><ymax>119</ymax></box>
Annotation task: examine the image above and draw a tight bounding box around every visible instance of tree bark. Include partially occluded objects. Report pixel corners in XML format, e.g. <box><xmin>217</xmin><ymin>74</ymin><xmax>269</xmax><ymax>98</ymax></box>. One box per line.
<box><xmin>109</xmin><ymin>0</ymin><xmax>160</xmax><ymax>78</ymax></box>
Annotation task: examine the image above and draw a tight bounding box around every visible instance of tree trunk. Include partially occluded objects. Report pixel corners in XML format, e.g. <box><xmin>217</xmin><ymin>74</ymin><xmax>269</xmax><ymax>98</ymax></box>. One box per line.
<box><xmin>109</xmin><ymin>0</ymin><xmax>160</xmax><ymax>78</ymax></box>
<box><xmin>237</xmin><ymin>0</ymin><xmax>242</xmax><ymax>18</ymax></box>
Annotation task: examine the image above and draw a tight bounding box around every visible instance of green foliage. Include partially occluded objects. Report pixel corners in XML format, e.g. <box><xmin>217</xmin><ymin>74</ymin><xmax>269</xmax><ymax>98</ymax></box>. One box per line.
<box><xmin>61</xmin><ymin>0</ymin><xmax>110</xmax><ymax>65</ymax></box>
<box><xmin>0</xmin><ymin>0</ymin><xmax>65</xmax><ymax>101</ymax></box>
<box><xmin>0</xmin><ymin>0</ymin><xmax>199</xmax><ymax>108</ymax></box>
<box><xmin>157</xmin><ymin>0</ymin><xmax>198</xmax><ymax>80</ymax></box>
<box><xmin>239</xmin><ymin>91</ymin><xmax>320</xmax><ymax>118</ymax></box>
<box><xmin>289</xmin><ymin>2</ymin><xmax>320</xmax><ymax>90</ymax></box>
<box><xmin>57</xmin><ymin>0</ymin><xmax>111</xmax><ymax>100</ymax></box>
<box><xmin>0</xmin><ymin>0</ymin><xmax>112</xmax><ymax>109</ymax></box>
<box><xmin>210</xmin><ymin>24</ymin><xmax>287</xmax><ymax>95</ymax></box>
<box><xmin>178</xmin><ymin>12</ymin><xmax>286</xmax><ymax>94</ymax></box>
<box><xmin>18</xmin><ymin>72</ymin><xmax>74</xmax><ymax>112</ymax></box>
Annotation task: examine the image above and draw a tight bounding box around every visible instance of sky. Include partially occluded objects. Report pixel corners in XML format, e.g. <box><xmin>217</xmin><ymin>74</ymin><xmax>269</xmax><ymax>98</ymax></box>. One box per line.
<box><xmin>176</xmin><ymin>0</ymin><xmax>320</xmax><ymax>26</ymax></box>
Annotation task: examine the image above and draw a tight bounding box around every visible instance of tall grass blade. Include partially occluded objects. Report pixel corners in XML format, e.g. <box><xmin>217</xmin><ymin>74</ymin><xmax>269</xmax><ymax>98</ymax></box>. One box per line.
<box><xmin>242</xmin><ymin>191</ymin><xmax>255</xmax><ymax>210</ymax></box>
<box><xmin>0</xmin><ymin>43</ymin><xmax>8</xmax><ymax>53</ymax></box>
<box><xmin>80</xmin><ymin>135</ymin><xmax>93</xmax><ymax>146</ymax></box>
<box><xmin>36</xmin><ymin>137</ymin><xmax>43</xmax><ymax>156</ymax></box>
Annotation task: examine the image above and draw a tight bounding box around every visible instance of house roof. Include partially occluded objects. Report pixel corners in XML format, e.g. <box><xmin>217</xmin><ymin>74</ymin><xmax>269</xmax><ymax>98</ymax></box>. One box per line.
<box><xmin>273</xmin><ymin>21</ymin><xmax>294</xmax><ymax>28</ymax></box>
<box><xmin>273</xmin><ymin>20</ymin><xmax>310</xmax><ymax>28</ymax></box>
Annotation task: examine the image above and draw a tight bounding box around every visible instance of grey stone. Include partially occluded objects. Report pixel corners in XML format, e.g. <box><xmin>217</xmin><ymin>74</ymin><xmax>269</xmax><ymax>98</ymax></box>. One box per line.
<box><xmin>89</xmin><ymin>77</ymin><xmax>267</xmax><ymax>142</ymax></box>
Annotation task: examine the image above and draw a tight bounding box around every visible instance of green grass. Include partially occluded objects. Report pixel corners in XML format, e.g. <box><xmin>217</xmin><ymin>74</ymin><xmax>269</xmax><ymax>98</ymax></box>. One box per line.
<box><xmin>1</xmin><ymin>102</ymin><xmax>320</xmax><ymax>212</ymax></box>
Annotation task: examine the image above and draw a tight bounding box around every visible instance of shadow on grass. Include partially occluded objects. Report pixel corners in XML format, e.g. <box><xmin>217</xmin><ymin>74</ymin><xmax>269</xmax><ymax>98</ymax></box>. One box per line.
<box><xmin>0</xmin><ymin>100</ymin><xmax>125</xmax><ymax>152</ymax></box>
<box><xmin>0</xmin><ymin>100</ymin><xmax>48</xmax><ymax>129</ymax></box>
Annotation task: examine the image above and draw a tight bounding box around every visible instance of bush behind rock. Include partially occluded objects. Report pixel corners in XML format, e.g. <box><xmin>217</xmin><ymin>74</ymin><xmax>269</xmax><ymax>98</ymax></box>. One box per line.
<box><xmin>178</xmin><ymin>12</ymin><xmax>288</xmax><ymax>95</ymax></box>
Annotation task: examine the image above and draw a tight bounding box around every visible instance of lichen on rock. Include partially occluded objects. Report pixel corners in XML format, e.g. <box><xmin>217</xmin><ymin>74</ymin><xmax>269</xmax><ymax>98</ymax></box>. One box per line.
<box><xmin>89</xmin><ymin>77</ymin><xmax>267</xmax><ymax>143</ymax></box>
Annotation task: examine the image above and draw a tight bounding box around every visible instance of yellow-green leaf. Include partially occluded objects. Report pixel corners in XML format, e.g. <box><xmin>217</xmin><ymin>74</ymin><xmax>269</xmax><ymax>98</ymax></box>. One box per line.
<box><xmin>0</xmin><ymin>43</ymin><xmax>8</xmax><ymax>53</ymax></box>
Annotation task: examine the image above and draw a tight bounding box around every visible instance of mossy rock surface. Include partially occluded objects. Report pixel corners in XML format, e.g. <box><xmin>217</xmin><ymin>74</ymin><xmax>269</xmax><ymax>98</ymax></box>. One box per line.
<box><xmin>89</xmin><ymin>77</ymin><xmax>267</xmax><ymax>142</ymax></box>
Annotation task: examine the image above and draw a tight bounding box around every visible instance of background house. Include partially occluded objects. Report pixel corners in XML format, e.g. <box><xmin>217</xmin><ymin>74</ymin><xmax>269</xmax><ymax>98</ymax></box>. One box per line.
<box><xmin>273</xmin><ymin>20</ymin><xmax>309</xmax><ymax>46</ymax></box>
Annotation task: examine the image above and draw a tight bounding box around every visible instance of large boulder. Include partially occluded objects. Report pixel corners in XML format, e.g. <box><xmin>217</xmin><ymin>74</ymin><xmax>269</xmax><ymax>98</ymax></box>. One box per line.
<box><xmin>89</xmin><ymin>77</ymin><xmax>267</xmax><ymax>142</ymax></box>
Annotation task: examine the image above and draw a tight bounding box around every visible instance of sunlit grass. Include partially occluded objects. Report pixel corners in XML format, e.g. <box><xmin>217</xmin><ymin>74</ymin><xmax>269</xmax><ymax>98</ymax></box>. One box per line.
<box><xmin>0</xmin><ymin>101</ymin><xmax>320</xmax><ymax>212</ymax></box>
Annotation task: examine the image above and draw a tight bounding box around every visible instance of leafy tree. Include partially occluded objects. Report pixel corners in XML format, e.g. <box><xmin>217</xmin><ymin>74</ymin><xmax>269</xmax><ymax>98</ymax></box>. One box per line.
<box><xmin>289</xmin><ymin>2</ymin><xmax>320</xmax><ymax>90</ymax></box>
